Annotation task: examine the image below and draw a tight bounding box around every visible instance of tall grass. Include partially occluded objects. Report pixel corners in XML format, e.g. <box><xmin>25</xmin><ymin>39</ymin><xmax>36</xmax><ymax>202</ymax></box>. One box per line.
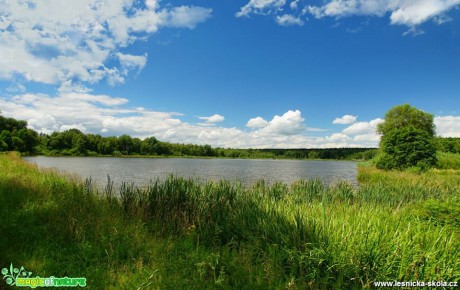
<box><xmin>0</xmin><ymin>152</ymin><xmax>459</xmax><ymax>289</ymax></box>
<box><xmin>436</xmin><ymin>151</ymin><xmax>460</xmax><ymax>170</ymax></box>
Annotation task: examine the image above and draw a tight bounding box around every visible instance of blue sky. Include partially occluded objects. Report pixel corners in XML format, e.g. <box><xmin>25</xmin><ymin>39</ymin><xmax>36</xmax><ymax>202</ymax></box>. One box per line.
<box><xmin>0</xmin><ymin>0</ymin><xmax>459</xmax><ymax>148</ymax></box>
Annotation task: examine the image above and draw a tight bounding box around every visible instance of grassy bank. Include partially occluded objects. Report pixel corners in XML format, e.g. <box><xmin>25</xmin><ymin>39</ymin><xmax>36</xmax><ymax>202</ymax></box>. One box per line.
<box><xmin>1</xmin><ymin>152</ymin><xmax>459</xmax><ymax>289</ymax></box>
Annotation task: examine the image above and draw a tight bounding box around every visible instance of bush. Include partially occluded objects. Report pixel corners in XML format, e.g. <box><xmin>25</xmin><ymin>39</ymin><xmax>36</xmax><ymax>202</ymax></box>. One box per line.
<box><xmin>377</xmin><ymin>126</ymin><xmax>437</xmax><ymax>170</ymax></box>
<box><xmin>436</xmin><ymin>152</ymin><xmax>460</xmax><ymax>169</ymax></box>
<box><xmin>0</xmin><ymin>140</ymin><xmax>7</xmax><ymax>151</ymax></box>
<box><xmin>377</xmin><ymin>104</ymin><xmax>437</xmax><ymax>170</ymax></box>
<box><xmin>375</xmin><ymin>153</ymin><xmax>397</xmax><ymax>170</ymax></box>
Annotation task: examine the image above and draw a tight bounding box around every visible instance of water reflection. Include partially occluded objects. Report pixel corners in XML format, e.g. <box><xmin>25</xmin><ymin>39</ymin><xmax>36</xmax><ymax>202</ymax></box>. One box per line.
<box><xmin>24</xmin><ymin>156</ymin><xmax>357</xmax><ymax>189</ymax></box>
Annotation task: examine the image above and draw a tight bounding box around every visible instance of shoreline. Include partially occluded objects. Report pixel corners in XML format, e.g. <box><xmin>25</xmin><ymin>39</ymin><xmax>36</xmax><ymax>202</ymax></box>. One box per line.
<box><xmin>22</xmin><ymin>152</ymin><xmax>366</xmax><ymax>162</ymax></box>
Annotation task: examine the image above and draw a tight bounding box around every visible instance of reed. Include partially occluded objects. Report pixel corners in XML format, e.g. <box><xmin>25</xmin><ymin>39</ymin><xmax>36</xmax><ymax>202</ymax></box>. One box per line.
<box><xmin>1</xmin><ymin>152</ymin><xmax>458</xmax><ymax>289</ymax></box>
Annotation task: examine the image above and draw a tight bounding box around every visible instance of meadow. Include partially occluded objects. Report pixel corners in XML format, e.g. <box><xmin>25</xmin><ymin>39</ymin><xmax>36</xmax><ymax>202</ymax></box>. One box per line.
<box><xmin>0</xmin><ymin>152</ymin><xmax>459</xmax><ymax>289</ymax></box>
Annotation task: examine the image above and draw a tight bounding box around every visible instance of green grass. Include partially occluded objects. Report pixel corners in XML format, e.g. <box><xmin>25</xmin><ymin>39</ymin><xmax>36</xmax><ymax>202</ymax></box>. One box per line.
<box><xmin>436</xmin><ymin>151</ymin><xmax>460</xmax><ymax>170</ymax></box>
<box><xmin>0</xmin><ymin>152</ymin><xmax>459</xmax><ymax>289</ymax></box>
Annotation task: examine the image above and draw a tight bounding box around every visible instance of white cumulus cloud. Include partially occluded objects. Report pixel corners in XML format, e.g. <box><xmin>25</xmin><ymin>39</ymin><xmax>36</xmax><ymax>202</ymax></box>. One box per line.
<box><xmin>341</xmin><ymin>118</ymin><xmax>384</xmax><ymax>146</ymax></box>
<box><xmin>333</xmin><ymin>114</ymin><xmax>357</xmax><ymax>124</ymax></box>
<box><xmin>276</xmin><ymin>14</ymin><xmax>305</xmax><ymax>26</ymax></box>
<box><xmin>435</xmin><ymin>116</ymin><xmax>460</xmax><ymax>137</ymax></box>
<box><xmin>353</xmin><ymin>133</ymin><xmax>381</xmax><ymax>143</ymax></box>
<box><xmin>328</xmin><ymin>133</ymin><xmax>352</xmax><ymax>142</ymax></box>
<box><xmin>307</xmin><ymin>0</ymin><xmax>389</xmax><ymax>19</ymax></box>
<box><xmin>238</xmin><ymin>0</ymin><xmax>460</xmax><ymax>28</ymax></box>
<box><xmin>342</xmin><ymin>118</ymin><xmax>384</xmax><ymax>135</ymax></box>
<box><xmin>247</xmin><ymin>116</ymin><xmax>269</xmax><ymax>128</ymax></box>
<box><xmin>160</xmin><ymin>6</ymin><xmax>212</xmax><ymax>29</ymax></box>
<box><xmin>290</xmin><ymin>0</ymin><xmax>300</xmax><ymax>10</ymax></box>
<box><xmin>198</xmin><ymin>114</ymin><xmax>225</xmax><ymax>126</ymax></box>
<box><xmin>0</xmin><ymin>0</ymin><xmax>212</xmax><ymax>90</ymax></box>
<box><xmin>236</xmin><ymin>0</ymin><xmax>287</xmax><ymax>17</ymax></box>
<box><xmin>117</xmin><ymin>53</ymin><xmax>148</xmax><ymax>74</ymax></box>
<box><xmin>308</xmin><ymin>0</ymin><xmax>460</xmax><ymax>26</ymax></box>
<box><xmin>389</xmin><ymin>0</ymin><xmax>460</xmax><ymax>26</ymax></box>
<box><xmin>256</xmin><ymin>110</ymin><xmax>306</xmax><ymax>136</ymax></box>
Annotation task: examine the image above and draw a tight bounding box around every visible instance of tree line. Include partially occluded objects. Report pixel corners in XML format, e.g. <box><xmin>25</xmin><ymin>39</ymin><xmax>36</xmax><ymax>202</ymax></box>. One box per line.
<box><xmin>1</xmin><ymin>114</ymin><xmax>378</xmax><ymax>160</ymax></box>
<box><xmin>436</xmin><ymin>137</ymin><xmax>460</xmax><ymax>154</ymax></box>
<box><xmin>1</xmin><ymin>109</ymin><xmax>459</xmax><ymax>163</ymax></box>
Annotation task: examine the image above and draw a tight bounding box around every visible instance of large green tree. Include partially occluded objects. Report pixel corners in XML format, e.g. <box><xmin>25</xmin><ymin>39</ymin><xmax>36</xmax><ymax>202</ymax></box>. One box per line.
<box><xmin>376</xmin><ymin>104</ymin><xmax>437</xmax><ymax>170</ymax></box>
<box><xmin>0</xmin><ymin>114</ymin><xmax>39</xmax><ymax>153</ymax></box>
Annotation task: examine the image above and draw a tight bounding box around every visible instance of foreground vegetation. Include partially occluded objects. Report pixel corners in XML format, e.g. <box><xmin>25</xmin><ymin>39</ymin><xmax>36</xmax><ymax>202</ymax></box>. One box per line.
<box><xmin>1</xmin><ymin>152</ymin><xmax>459</xmax><ymax>289</ymax></box>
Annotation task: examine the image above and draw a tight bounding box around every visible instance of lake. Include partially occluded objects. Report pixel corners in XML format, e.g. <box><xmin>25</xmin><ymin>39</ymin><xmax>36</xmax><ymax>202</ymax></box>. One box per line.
<box><xmin>23</xmin><ymin>156</ymin><xmax>358</xmax><ymax>189</ymax></box>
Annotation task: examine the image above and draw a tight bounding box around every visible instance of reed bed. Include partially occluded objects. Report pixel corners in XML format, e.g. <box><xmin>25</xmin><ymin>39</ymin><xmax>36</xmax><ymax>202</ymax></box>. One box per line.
<box><xmin>1</xmin><ymin>152</ymin><xmax>459</xmax><ymax>289</ymax></box>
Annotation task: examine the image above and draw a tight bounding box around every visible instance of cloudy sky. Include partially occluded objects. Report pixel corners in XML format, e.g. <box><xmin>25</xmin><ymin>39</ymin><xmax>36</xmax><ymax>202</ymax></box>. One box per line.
<box><xmin>0</xmin><ymin>0</ymin><xmax>459</xmax><ymax>148</ymax></box>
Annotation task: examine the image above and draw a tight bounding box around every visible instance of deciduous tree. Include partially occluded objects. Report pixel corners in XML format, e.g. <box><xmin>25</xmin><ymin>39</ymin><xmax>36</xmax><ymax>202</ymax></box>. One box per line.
<box><xmin>376</xmin><ymin>104</ymin><xmax>437</xmax><ymax>170</ymax></box>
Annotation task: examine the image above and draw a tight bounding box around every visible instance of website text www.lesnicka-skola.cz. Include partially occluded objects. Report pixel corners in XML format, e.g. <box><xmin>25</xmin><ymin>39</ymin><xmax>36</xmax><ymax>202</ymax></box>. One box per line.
<box><xmin>373</xmin><ymin>280</ymin><xmax>458</xmax><ymax>287</ymax></box>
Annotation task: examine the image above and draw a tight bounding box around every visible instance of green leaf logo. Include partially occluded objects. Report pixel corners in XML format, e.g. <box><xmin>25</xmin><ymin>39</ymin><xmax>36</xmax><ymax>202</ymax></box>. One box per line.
<box><xmin>2</xmin><ymin>263</ymin><xmax>33</xmax><ymax>286</ymax></box>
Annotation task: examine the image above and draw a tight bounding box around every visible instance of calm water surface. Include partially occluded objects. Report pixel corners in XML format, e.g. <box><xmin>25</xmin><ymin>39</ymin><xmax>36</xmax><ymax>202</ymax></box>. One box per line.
<box><xmin>24</xmin><ymin>156</ymin><xmax>357</xmax><ymax>188</ymax></box>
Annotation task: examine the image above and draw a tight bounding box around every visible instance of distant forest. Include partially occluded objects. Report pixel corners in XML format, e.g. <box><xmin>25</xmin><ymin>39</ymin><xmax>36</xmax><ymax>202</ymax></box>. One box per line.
<box><xmin>1</xmin><ymin>114</ymin><xmax>459</xmax><ymax>160</ymax></box>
